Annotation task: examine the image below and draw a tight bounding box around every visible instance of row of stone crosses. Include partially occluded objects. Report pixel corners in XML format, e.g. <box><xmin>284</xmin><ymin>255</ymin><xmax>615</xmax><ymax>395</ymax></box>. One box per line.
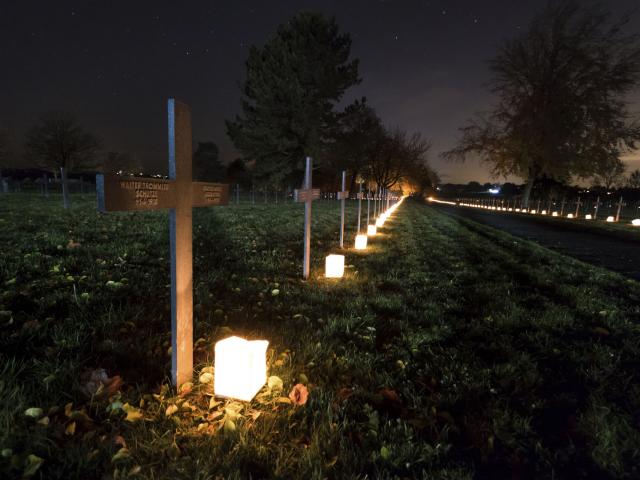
<box><xmin>96</xmin><ymin>99</ymin><xmax>401</xmax><ymax>388</ymax></box>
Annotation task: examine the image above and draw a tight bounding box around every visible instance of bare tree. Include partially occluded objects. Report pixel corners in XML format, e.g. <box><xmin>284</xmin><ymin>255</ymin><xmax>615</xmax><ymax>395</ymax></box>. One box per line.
<box><xmin>370</xmin><ymin>128</ymin><xmax>431</xmax><ymax>190</ymax></box>
<box><xmin>628</xmin><ymin>169</ymin><xmax>640</xmax><ymax>189</ymax></box>
<box><xmin>592</xmin><ymin>161</ymin><xmax>626</xmax><ymax>190</ymax></box>
<box><xmin>25</xmin><ymin>112</ymin><xmax>100</xmax><ymax>208</ymax></box>
<box><xmin>444</xmin><ymin>2</ymin><xmax>640</xmax><ymax>207</ymax></box>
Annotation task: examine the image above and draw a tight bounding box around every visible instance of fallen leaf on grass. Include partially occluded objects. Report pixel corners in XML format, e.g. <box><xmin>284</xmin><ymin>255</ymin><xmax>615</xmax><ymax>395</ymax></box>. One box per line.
<box><xmin>65</xmin><ymin>421</ymin><xmax>76</xmax><ymax>435</ymax></box>
<box><xmin>289</xmin><ymin>384</ymin><xmax>308</xmax><ymax>406</ymax></box>
<box><xmin>165</xmin><ymin>405</ymin><xmax>178</xmax><ymax>417</ymax></box>
<box><xmin>223</xmin><ymin>419</ymin><xmax>236</xmax><ymax>433</ymax></box>
<box><xmin>179</xmin><ymin>382</ymin><xmax>193</xmax><ymax>396</ymax></box>
<box><xmin>267</xmin><ymin>375</ymin><xmax>283</xmax><ymax>391</ymax></box>
<box><xmin>23</xmin><ymin>454</ymin><xmax>44</xmax><ymax>477</ymax></box>
<box><xmin>111</xmin><ymin>447</ymin><xmax>130</xmax><ymax>463</ymax></box>
<box><xmin>24</xmin><ymin>407</ymin><xmax>43</xmax><ymax>419</ymax></box>
<box><xmin>122</xmin><ymin>403</ymin><xmax>143</xmax><ymax>422</ymax></box>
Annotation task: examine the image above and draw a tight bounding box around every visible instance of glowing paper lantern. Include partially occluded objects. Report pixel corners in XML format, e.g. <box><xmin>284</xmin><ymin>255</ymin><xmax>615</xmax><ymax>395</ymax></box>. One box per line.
<box><xmin>552</xmin><ymin>212</ymin><xmax>558</xmax><ymax>217</ymax></box>
<box><xmin>325</xmin><ymin>254</ymin><xmax>345</xmax><ymax>278</ymax></box>
<box><xmin>214</xmin><ymin>336</ymin><xmax>269</xmax><ymax>402</ymax></box>
<box><xmin>585</xmin><ymin>214</ymin><xmax>592</xmax><ymax>220</ymax></box>
<box><xmin>632</xmin><ymin>219</ymin><xmax>640</xmax><ymax>226</ymax></box>
<box><xmin>354</xmin><ymin>234</ymin><xmax>368</xmax><ymax>250</ymax></box>
<box><xmin>515</xmin><ymin>208</ymin><xmax>520</xmax><ymax>212</ymax></box>
<box><xmin>367</xmin><ymin>224</ymin><xmax>377</xmax><ymax>236</ymax></box>
<box><xmin>606</xmin><ymin>216</ymin><xmax>615</xmax><ymax>222</ymax></box>
<box><xmin>567</xmin><ymin>213</ymin><xmax>574</xmax><ymax>218</ymax></box>
<box><xmin>375</xmin><ymin>217</ymin><xmax>385</xmax><ymax>227</ymax></box>
<box><xmin>541</xmin><ymin>210</ymin><xmax>547</xmax><ymax>215</ymax></box>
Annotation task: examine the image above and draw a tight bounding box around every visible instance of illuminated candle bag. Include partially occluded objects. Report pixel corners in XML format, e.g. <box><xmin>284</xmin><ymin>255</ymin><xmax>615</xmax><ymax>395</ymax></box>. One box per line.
<box><xmin>606</xmin><ymin>216</ymin><xmax>615</xmax><ymax>222</ymax></box>
<box><xmin>632</xmin><ymin>219</ymin><xmax>640</xmax><ymax>226</ymax></box>
<box><xmin>325</xmin><ymin>254</ymin><xmax>345</xmax><ymax>278</ymax></box>
<box><xmin>585</xmin><ymin>214</ymin><xmax>592</xmax><ymax>220</ymax></box>
<box><xmin>567</xmin><ymin>213</ymin><xmax>574</xmax><ymax>218</ymax></box>
<box><xmin>552</xmin><ymin>212</ymin><xmax>558</xmax><ymax>217</ymax></box>
<box><xmin>214</xmin><ymin>336</ymin><xmax>269</xmax><ymax>402</ymax></box>
<box><xmin>367</xmin><ymin>224</ymin><xmax>377</xmax><ymax>236</ymax></box>
<box><xmin>541</xmin><ymin>210</ymin><xmax>547</xmax><ymax>215</ymax></box>
<box><xmin>354</xmin><ymin>234</ymin><xmax>368</xmax><ymax>250</ymax></box>
<box><xmin>375</xmin><ymin>217</ymin><xmax>385</xmax><ymax>228</ymax></box>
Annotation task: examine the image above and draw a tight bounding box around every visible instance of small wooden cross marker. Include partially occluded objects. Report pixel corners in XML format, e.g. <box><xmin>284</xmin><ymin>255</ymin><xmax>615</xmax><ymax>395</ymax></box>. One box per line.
<box><xmin>337</xmin><ymin>171</ymin><xmax>348</xmax><ymax>248</ymax></box>
<box><xmin>294</xmin><ymin>157</ymin><xmax>320</xmax><ymax>279</ymax></box>
<box><xmin>96</xmin><ymin>99</ymin><xmax>229</xmax><ymax>387</ymax></box>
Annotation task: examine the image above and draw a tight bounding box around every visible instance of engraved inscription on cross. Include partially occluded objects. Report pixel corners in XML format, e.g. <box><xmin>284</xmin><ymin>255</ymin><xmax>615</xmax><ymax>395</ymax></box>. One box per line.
<box><xmin>294</xmin><ymin>157</ymin><xmax>321</xmax><ymax>279</ymax></box>
<box><xmin>96</xmin><ymin>99</ymin><xmax>229</xmax><ymax>387</ymax></box>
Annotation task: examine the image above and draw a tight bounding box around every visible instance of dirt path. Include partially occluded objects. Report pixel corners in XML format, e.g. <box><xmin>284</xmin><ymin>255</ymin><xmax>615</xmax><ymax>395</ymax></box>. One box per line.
<box><xmin>432</xmin><ymin>204</ymin><xmax>640</xmax><ymax>280</ymax></box>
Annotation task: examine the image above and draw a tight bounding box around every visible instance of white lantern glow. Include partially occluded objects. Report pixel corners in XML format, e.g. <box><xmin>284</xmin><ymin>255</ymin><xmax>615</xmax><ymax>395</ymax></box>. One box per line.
<box><xmin>325</xmin><ymin>254</ymin><xmax>345</xmax><ymax>278</ymax></box>
<box><xmin>515</xmin><ymin>208</ymin><xmax>520</xmax><ymax>212</ymax></box>
<box><xmin>367</xmin><ymin>224</ymin><xmax>377</xmax><ymax>235</ymax></box>
<box><xmin>632</xmin><ymin>219</ymin><xmax>640</xmax><ymax>226</ymax></box>
<box><xmin>552</xmin><ymin>212</ymin><xmax>558</xmax><ymax>217</ymax></box>
<box><xmin>585</xmin><ymin>214</ymin><xmax>592</xmax><ymax>220</ymax></box>
<box><xmin>214</xmin><ymin>336</ymin><xmax>269</xmax><ymax>402</ymax></box>
<box><xmin>567</xmin><ymin>213</ymin><xmax>574</xmax><ymax>218</ymax></box>
<box><xmin>606</xmin><ymin>216</ymin><xmax>615</xmax><ymax>222</ymax></box>
<box><xmin>541</xmin><ymin>210</ymin><xmax>547</xmax><ymax>215</ymax></box>
<box><xmin>375</xmin><ymin>217</ymin><xmax>385</xmax><ymax>227</ymax></box>
<box><xmin>354</xmin><ymin>234</ymin><xmax>368</xmax><ymax>250</ymax></box>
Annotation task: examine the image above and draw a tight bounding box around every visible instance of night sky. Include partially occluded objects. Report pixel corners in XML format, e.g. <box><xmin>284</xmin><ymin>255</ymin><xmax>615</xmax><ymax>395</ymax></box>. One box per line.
<box><xmin>2</xmin><ymin>0</ymin><xmax>639</xmax><ymax>183</ymax></box>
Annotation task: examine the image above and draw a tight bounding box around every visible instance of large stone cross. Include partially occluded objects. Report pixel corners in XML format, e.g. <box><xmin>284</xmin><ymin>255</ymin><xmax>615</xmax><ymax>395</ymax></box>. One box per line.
<box><xmin>96</xmin><ymin>99</ymin><xmax>229</xmax><ymax>387</ymax></box>
<box><xmin>294</xmin><ymin>157</ymin><xmax>320</xmax><ymax>279</ymax></box>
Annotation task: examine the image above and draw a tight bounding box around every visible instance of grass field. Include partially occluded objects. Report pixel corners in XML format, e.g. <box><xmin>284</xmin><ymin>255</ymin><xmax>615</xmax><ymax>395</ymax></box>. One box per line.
<box><xmin>1</xmin><ymin>194</ymin><xmax>640</xmax><ymax>479</ymax></box>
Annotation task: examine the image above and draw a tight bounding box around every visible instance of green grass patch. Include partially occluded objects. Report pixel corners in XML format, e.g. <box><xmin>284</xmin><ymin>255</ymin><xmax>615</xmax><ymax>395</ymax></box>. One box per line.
<box><xmin>1</xmin><ymin>194</ymin><xmax>639</xmax><ymax>479</ymax></box>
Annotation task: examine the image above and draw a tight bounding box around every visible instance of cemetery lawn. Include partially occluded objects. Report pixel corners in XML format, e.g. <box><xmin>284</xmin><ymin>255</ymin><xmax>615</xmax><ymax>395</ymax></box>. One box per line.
<box><xmin>1</xmin><ymin>194</ymin><xmax>640</xmax><ymax>479</ymax></box>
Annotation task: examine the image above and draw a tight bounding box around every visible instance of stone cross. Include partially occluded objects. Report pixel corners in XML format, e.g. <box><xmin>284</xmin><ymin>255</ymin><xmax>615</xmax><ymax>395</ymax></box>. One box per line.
<box><xmin>337</xmin><ymin>171</ymin><xmax>348</xmax><ymax>248</ymax></box>
<box><xmin>96</xmin><ymin>99</ymin><xmax>229</xmax><ymax>387</ymax></box>
<box><xmin>294</xmin><ymin>157</ymin><xmax>320</xmax><ymax>279</ymax></box>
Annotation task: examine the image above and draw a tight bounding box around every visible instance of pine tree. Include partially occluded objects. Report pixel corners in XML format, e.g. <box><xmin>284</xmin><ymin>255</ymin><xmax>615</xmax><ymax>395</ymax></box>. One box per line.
<box><xmin>227</xmin><ymin>12</ymin><xmax>360</xmax><ymax>187</ymax></box>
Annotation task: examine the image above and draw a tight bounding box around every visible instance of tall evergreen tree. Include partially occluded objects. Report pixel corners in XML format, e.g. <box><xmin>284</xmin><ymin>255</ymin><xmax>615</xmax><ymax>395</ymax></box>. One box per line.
<box><xmin>226</xmin><ymin>12</ymin><xmax>360</xmax><ymax>186</ymax></box>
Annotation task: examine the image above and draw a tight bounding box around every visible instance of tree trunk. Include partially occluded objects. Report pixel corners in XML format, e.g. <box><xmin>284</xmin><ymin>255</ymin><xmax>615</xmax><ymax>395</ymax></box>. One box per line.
<box><xmin>522</xmin><ymin>171</ymin><xmax>536</xmax><ymax>209</ymax></box>
<box><xmin>60</xmin><ymin>166</ymin><xmax>70</xmax><ymax>209</ymax></box>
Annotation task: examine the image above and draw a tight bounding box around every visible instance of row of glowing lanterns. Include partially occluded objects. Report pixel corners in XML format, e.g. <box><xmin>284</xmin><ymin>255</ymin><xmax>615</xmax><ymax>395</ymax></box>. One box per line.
<box><xmin>325</xmin><ymin>196</ymin><xmax>406</xmax><ymax>278</ymax></box>
<box><xmin>214</xmin><ymin>197</ymin><xmax>406</xmax><ymax>402</ymax></box>
<box><xmin>432</xmin><ymin>198</ymin><xmax>640</xmax><ymax>227</ymax></box>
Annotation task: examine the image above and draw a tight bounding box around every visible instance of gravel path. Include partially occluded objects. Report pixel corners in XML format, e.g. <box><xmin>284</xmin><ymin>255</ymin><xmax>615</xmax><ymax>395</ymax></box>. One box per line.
<box><xmin>433</xmin><ymin>204</ymin><xmax>640</xmax><ymax>280</ymax></box>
